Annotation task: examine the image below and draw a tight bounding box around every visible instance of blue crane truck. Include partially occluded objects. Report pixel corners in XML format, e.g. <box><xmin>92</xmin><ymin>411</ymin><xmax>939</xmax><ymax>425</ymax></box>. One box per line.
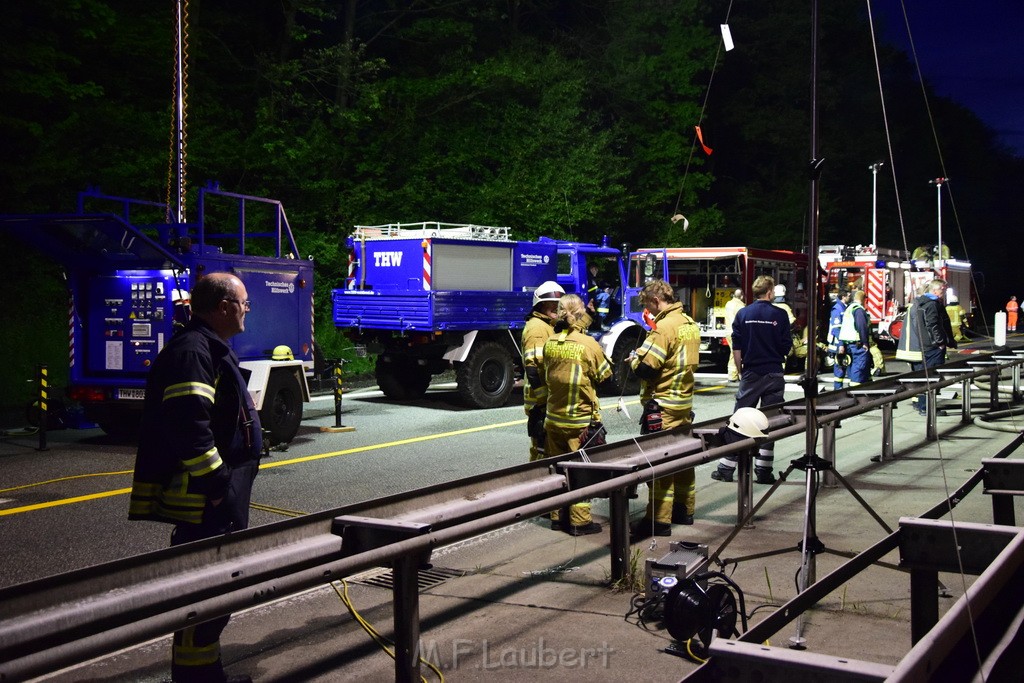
<box><xmin>0</xmin><ymin>184</ymin><xmax>314</xmax><ymax>444</ymax></box>
<box><xmin>333</xmin><ymin>223</ymin><xmax>645</xmax><ymax>408</ymax></box>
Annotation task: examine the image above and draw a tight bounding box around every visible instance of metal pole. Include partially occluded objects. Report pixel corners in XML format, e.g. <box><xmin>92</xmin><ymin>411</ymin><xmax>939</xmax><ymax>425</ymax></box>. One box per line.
<box><xmin>174</xmin><ymin>0</ymin><xmax>186</xmax><ymax>223</ymax></box>
<box><xmin>869</xmin><ymin>161</ymin><xmax>884</xmax><ymax>245</ymax></box>
<box><xmin>929</xmin><ymin>177</ymin><xmax>946</xmax><ymax>261</ymax></box>
<box><xmin>36</xmin><ymin>364</ymin><xmax>48</xmax><ymax>452</ymax></box>
<box><xmin>334</xmin><ymin>363</ymin><xmax>343</xmax><ymax>428</ymax></box>
<box><xmin>793</xmin><ymin>0</ymin><xmax>822</xmax><ymax>648</ymax></box>
<box><xmin>319</xmin><ymin>360</ymin><xmax>355</xmax><ymax>434</ymax></box>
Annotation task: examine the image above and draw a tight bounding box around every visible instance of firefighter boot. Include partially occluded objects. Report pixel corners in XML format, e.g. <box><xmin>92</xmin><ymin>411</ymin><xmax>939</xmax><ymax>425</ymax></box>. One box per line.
<box><xmin>755</xmin><ymin>467</ymin><xmax>777</xmax><ymax>485</ymax></box>
<box><xmin>629</xmin><ymin>519</ymin><xmax>672</xmax><ymax>542</ymax></box>
<box><xmin>710</xmin><ymin>467</ymin><xmax>734</xmax><ymax>482</ymax></box>
<box><xmin>671</xmin><ymin>507</ymin><xmax>694</xmax><ymax>525</ymax></box>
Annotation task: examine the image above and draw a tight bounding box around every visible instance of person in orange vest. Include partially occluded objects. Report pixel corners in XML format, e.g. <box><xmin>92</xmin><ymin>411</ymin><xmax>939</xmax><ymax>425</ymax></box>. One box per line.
<box><xmin>1007</xmin><ymin>296</ymin><xmax>1019</xmax><ymax>332</ymax></box>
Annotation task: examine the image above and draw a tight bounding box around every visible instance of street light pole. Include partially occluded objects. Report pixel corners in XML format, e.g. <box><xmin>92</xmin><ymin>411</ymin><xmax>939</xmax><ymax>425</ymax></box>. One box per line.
<box><xmin>869</xmin><ymin>161</ymin><xmax>884</xmax><ymax>246</ymax></box>
<box><xmin>928</xmin><ymin>177</ymin><xmax>947</xmax><ymax>261</ymax></box>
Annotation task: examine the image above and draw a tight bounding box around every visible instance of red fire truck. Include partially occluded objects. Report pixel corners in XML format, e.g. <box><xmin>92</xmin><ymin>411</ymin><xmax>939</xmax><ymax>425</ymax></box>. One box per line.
<box><xmin>818</xmin><ymin>244</ymin><xmax>975</xmax><ymax>342</ymax></box>
<box><xmin>626</xmin><ymin>247</ymin><xmax>811</xmax><ymax>367</ymax></box>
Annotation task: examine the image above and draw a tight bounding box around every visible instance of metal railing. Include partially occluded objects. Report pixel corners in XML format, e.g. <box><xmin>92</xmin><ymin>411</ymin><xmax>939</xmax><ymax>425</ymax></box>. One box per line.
<box><xmin>2</xmin><ymin>348</ymin><xmax>1024</xmax><ymax>682</ymax></box>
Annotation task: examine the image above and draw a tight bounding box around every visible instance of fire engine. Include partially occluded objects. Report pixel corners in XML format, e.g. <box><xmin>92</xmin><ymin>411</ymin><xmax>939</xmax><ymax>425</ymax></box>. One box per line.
<box><xmin>818</xmin><ymin>244</ymin><xmax>975</xmax><ymax>342</ymax></box>
<box><xmin>624</xmin><ymin>247</ymin><xmax>811</xmax><ymax>367</ymax></box>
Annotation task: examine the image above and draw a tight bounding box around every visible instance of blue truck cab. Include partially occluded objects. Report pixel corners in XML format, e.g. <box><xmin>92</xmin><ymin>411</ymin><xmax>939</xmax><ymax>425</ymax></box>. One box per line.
<box><xmin>334</xmin><ymin>224</ymin><xmax>644</xmax><ymax>408</ymax></box>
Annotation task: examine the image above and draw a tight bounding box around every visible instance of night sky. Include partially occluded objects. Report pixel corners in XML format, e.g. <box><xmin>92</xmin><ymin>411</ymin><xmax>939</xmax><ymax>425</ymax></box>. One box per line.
<box><xmin>875</xmin><ymin>0</ymin><xmax>1024</xmax><ymax>157</ymax></box>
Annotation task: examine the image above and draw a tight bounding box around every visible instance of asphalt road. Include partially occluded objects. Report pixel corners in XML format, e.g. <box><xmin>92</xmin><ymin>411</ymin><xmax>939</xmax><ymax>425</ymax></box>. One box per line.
<box><xmin>0</xmin><ymin>373</ymin><xmax>759</xmax><ymax>590</ymax></box>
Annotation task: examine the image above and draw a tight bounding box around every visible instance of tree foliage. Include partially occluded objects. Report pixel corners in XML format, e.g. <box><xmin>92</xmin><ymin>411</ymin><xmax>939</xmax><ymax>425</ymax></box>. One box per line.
<box><xmin>0</xmin><ymin>0</ymin><xmax>1020</xmax><ymax>409</ymax></box>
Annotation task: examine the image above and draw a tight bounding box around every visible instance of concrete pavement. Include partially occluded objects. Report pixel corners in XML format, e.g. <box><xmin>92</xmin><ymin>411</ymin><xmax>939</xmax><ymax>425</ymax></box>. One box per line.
<box><xmin>38</xmin><ymin>384</ymin><xmax>1023</xmax><ymax>683</ymax></box>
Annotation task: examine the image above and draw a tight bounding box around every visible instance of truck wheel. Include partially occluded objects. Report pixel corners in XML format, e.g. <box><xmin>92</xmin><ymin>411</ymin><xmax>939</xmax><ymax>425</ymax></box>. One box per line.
<box><xmin>606</xmin><ymin>332</ymin><xmax>644</xmax><ymax>396</ymax></box>
<box><xmin>375</xmin><ymin>358</ymin><xmax>432</xmax><ymax>400</ymax></box>
<box><xmin>457</xmin><ymin>341</ymin><xmax>514</xmax><ymax>409</ymax></box>
<box><xmin>261</xmin><ymin>370</ymin><xmax>303</xmax><ymax>445</ymax></box>
<box><xmin>97</xmin><ymin>406</ymin><xmax>142</xmax><ymax>439</ymax></box>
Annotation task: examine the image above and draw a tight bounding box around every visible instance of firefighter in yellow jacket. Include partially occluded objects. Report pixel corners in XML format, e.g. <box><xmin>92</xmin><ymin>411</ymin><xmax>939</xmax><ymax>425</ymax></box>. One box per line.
<box><xmin>542</xmin><ymin>293</ymin><xmax>612</xmax><ymax>535</ymax></box>
<box><xmin>629</xmin><ymin>279</ymin><xmax>701</xmax><ymax>540</ymax></box>
<box><xmin>522</xmin><ymin>281</ymin><xmax>564</xmax><ymax>462</ymax></box>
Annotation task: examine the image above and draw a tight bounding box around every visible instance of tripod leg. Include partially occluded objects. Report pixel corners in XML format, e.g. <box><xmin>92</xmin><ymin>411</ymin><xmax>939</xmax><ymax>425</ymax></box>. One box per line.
<box><xmin>790</xmin><ymin>465</ymin><xmax>820</xmax><ymax>648</ymax></box>
<box><xmin>709</xmin><ymin>463</ymin><xmax>797</xmax><ymax>567</ymax></box>
<box><xmin>829</xmin><ymin>468</ymin><xmax>893</xmax><ymax>534</ymax></box>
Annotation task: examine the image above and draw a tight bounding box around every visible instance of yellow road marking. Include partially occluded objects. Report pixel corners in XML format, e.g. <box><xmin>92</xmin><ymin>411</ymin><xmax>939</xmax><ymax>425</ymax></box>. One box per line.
<box><xmin>0</xmin><ymin>385</ymin><xmax>726</xmax><ymax>517</ymax></box>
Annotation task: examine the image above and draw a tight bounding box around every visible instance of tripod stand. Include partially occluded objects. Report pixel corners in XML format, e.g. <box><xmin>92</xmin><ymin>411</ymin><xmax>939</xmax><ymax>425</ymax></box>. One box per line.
<box><xmin>707</xmin><ymin>422</ymin><xmax>895</xmax><ymax>647</ymax></box>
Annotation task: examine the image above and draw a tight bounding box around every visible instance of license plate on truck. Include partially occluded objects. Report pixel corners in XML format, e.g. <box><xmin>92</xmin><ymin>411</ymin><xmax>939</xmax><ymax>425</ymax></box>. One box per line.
<box><xmin>116</xmin><ymin>388</ymin><xmax>146</xmax><ymax>400</ymax></box>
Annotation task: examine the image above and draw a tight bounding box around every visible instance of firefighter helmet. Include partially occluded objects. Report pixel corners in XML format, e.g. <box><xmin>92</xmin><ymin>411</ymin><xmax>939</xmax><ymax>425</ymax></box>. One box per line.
<box><xmin>774</xmin><ymin>284</ymin><xmax>787</xmax><ymax>298</ymax></box>
<box><xmin>727</xmin><ymin>407</ymin><xmax>769</xmax><ymax>439</ymax></box>
<box><xmin>533</xmin><ymin>281</ymin><xmax>565</xmax><ymax>308</ymax></box>
<box><xmin>272</xmin><ymin>345</ymin><xmax>294</xmax><ymax>361</ymax></box>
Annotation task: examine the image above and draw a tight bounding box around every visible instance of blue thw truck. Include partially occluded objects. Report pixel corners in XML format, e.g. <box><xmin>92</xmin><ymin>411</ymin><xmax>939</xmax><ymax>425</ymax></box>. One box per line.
<box><xmin>333</xmin><ymin>223</ymin><xmax>645</xmax><ymax>408</ymax></box>
<box><xmin>0</xmin><ymin>185</ymin><xmax>314</xmax><ymax>444</ymax></box>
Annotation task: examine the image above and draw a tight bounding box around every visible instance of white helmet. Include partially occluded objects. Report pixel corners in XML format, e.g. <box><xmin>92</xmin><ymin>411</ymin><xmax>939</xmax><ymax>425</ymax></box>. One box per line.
<box><xmin>774</xmin><ymin>284</ymin><xmax>787</xmax><ymax>298</ymax></box>
<box><xmin>533</xmin><ymin>281</ymin><xmax>565</xmax><ymax>308</ymax></box>
<box><xmin>727</xmin><ymin>407</ymin><xmax>769</xmax><ymax>438</ymax></box>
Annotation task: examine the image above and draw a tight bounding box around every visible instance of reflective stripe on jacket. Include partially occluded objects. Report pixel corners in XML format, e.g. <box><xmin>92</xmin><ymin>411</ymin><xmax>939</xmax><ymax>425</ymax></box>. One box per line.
<box><xmin>522</xmin><ymin>312</ymin><xmax>554</xmax><ymax>414</ymax></box>
<box><xmin>542</xmin><ymin>325</ymin><xmax>612</xmax><ymax>430</ymax></box>
<box><xmin>129</xmin><ymin>318</ymin><xmax>262</xmax><ymax>525</ymax></box>
<box><xmin>630</xmin><ymin>302</ymin><xmax>699</xmax><ymax>412</ymax></box>
<box><xmin>839</xmin><ymin>302</ymin><xmax>869</xmax><ymax>345</ymax></box>
<box><xmin>895</xmin><ymin>302</ymin><xmax>923</xmax><ymax>362</ymax></box>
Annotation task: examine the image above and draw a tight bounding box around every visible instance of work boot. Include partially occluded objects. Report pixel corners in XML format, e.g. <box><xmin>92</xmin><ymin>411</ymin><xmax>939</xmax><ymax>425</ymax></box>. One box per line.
<box><xmin>754</xmin><ymin>467</ymin><xmax>776</xmax><ymax>485</ymax></box>
<box><xmin>710</xmin><ymin>467</ymin><xmax>734</xmax><ymax>483</ymax></box>
<box><xmin>562</xmin><ymin>521</ymin><xmax>602</xmax><ymax>536</ymax></box>
<box><xmin>629</xmin><ymin>520</ymin><xmax>671</xmax><ymax>542</ymax></box>
<box><xmin>671</xmin><ymin>507</ymin><xmax>694</xmax><ymax>525</ymax></box>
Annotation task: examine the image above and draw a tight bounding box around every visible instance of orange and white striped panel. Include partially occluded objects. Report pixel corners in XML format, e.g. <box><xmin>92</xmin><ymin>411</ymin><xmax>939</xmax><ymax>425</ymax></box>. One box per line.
<box><xmin>865</xmin><ymin>268</ymin><xmax>885</xmax><ymax>322</ymax></box>
<box><xmin>422</xmin><ymin>239</ymin><xmax>432</xmax><ymax>291</ymax></box>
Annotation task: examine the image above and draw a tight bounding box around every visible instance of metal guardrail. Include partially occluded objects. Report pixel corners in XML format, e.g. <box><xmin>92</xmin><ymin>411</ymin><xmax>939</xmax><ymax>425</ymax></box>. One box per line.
<box><xmin>2</xmin><ymin>348</ymin><xmax>1024</xmax><ymax>682</ymax></box>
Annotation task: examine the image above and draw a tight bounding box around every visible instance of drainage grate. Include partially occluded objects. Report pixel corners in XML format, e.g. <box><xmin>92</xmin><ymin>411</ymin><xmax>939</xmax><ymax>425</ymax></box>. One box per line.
<box><xmin>350</xmin><ymin>566</ymin><xmax>465</xmax><ymax>591</ymax></box>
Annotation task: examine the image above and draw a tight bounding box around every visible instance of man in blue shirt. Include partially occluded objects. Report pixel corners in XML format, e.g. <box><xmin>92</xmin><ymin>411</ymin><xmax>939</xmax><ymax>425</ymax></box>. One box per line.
<box><xmin>828</xmin><ymin>288</ymin><xmax>852</xmax><ymax>390</ymax></box>
<box><xmin>712</xmin><ymin>275</ymin><xmax>791</xmax><ymax>484</ymax></box>
<box><xmin>838</xmin><ymin>289</ymin><xmax>872</xmax><ymax>386</ymax></box>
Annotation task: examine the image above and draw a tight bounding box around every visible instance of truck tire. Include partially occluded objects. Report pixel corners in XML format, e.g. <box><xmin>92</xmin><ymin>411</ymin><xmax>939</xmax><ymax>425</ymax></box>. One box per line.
<box><xmin>606</xmin><ymin>331</ymin><xmax>644</xmax><ymax>396</ymax></box>
<box><xmin>375</xmin><ymin>357</ymin><xmax>432</xmax><ymax>401</ymax></box>
<box><xmin>97</xmin><ymin>406</ymin><xmax>142</xmax><ymax>440</ymax></box>
<box><xmin>457</xmin><ymin>341</ymin><xmax>514</xmax><ymax>409</ymax></box>
<box><xmin>261</xmin><ymin>369</ymin><xmax>303</xmax><ymax>445</ymax></box>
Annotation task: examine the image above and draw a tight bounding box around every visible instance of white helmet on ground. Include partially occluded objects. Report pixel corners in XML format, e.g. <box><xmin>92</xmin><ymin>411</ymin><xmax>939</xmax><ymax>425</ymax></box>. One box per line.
<box><xmin>727</xmin><ymin>407</ymin><xmax>769</xmax><ymax>438</ymax></box>
<box><xmin>533</xmin><ymin>281</ymin><xmax>565</xmax><ymax>308</ymax></box>
<box><xmin>774</xmin><ymin>284</ymin><xmax>787</xmax><ymax>298</ymax></box>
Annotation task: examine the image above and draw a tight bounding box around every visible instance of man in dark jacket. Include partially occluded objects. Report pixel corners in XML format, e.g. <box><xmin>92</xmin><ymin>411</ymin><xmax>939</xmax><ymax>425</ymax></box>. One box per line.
<box><xmin>909</xmin><ymin>278</ymin><xmax>956</xmax><ymax>414</ymax></box>
<box><xmin>712</xmin><ymin>275</ymin><xmax>791</xmax><ymax>485</ymax></box>
<box><xmin>129</xmin><ymin>271</ymin><xmax>261</xmax><ymax>683</ymax></box>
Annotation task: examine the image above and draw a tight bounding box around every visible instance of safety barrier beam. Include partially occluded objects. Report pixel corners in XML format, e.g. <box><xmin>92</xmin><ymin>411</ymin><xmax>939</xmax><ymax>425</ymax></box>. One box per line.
<box><xmin>686</xmin><ymin>432</ymin><xmax>1024</xmax><ymax>683</ymax></box>
<box><xmin>982</xmin><ymin>457</ymin><xmax>1024</xmax><ymax>525</ymax></box>
<box><xmin>2</xmin><ymin>348</ymin><xmax>1024</xmax><ymax>681</ymax></box>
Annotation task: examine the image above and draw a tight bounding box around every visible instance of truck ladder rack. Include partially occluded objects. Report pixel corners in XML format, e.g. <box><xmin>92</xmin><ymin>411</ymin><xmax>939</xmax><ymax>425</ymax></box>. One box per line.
<box><xmin>353</xmin><ymin>222</ymin><xmax>511</xmax><ymax>241</ymax></box>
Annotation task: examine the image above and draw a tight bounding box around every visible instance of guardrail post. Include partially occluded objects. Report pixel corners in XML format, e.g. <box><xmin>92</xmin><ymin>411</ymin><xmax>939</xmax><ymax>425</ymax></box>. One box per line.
<box><xmin>909</xmin><ymin>567</ymin><xmax>939</xmax><ymax>644</ymax></box>
<box><xmin>881</xmin><ymin>403</ymin><xmax>894</xmax><ymax>460</ymax></box>
<box><xmin>392</xmin><ymin>554</ymin><xmax>421</xmax><ymax>683</ymax></box>
<box><xmin>736</xmin><ymin>448</ymin><xmax>754</xmax><ymax>527</ymax></box>
<box><xmin>961</xmin><ymin>378</ymin><xmax>973</xmax><ymax>423</ymax></box>
<box><xmin>822</xmin><ymin>423</ymin><xmax>838</xmax><ymax>488</ymax></box>
<box><xmin>609</xmin><ymin>489</ymin><xmax>630</xmax><ymax>582</ymax></box>
<box><xmin>989</xmin><ymin>369</ymin><xmax>1000</xmax><ymax>410</ymax></box>
<box><xmin>925</xmin><ymin>389</ymin><xmax>938</xmax><ymax>441</ymax></box>
<box><xmin>36</xmin><ymin>364</ymin><xmax>48</xmax><ymax>452</ymax></box>
<box><xmin>981</xmin><ymin>458</ymin><xmax>1024</xmax><ymax>526</ymax></box>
